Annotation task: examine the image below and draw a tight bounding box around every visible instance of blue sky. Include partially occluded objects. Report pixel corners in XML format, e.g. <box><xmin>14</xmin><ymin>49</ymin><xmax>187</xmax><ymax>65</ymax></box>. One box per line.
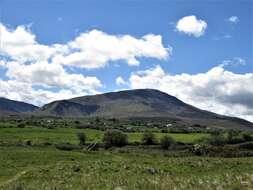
<box><xmin>0</xmin><ymin>0</ymin><xmax>252</xmax><ymax>121</ymax></box>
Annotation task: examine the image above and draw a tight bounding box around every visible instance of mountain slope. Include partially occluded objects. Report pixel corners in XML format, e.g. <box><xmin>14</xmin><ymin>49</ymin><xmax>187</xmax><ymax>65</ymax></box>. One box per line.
<box><xmin>0</xmin><ymin>97</ymin><xmax>38</xmax><ymax>113</ymax></box>
<box><xmin>37</xmin><ymin>89</ymin><xmax>253</xmax><ymax>130</ymax></box>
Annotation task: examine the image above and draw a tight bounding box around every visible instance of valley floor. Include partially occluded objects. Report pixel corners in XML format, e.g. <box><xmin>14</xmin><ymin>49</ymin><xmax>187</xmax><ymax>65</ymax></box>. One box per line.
<box><xmin>1</xmin><ymin>125</ymin><xmax>253</xmax><ymax>190</ymax></box>
<box><xmin>0</xmin><ymin>146</ymin><xmax>253</xmax><ymax>190</ymax></box>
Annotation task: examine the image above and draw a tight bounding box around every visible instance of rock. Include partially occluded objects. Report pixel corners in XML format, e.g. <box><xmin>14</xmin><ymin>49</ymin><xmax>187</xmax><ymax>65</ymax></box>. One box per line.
<box><xmin>146</xmin><ymin>167</ymin><xmax>158</xmax><ymax>175</ymax></box>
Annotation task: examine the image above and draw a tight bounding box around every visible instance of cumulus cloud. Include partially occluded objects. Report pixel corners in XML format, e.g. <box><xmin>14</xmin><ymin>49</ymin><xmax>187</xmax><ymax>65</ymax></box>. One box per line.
<box><xmin>227</xmin><ymin>16</ymin><xmax>239</xmax><ymax>23</ymax></box>
<box><xmin>0</xmin><ymin>23</ymin><xmax>67</xmax><ymax>62</ymax></box>
<box><xmin>128</xmin><ymin>65</ymin><xmax>253</xmax><ymax>122</ymax></box>
<box><xmin>0</xmin><ymin>80</ymin><xmax>86</xmax><ymax>106</ymax></box>
<box><xmin>5</xmin><ymin>61</ymin><xmax>102</xmax><ymax>93</ymax></box>
<box><xmin>56</xmin><ymin>30</ymin><xmax>170</xmax><ymax>69</ymax></box>
<box><xmin>176</xmin><ymin>15</ymin><xmax>207</xmax><ymax>37</ymax></box>
<box><xmin>116</xmin><ymin>76</ymin><xmax>126</xmax><ymax>86</ymax></box>
<box><xmin>0</xmin><ymin>23</ymin><xmax>170</xmax><ymax>69</ymax></box>
<box><xmin>0</xmin><ymin>23</ymin><xmax>170</xmax><ymax>105</ymax></box>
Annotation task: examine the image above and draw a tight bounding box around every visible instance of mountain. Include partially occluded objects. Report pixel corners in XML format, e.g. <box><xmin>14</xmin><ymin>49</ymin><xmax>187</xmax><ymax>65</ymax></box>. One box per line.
<box><xmin>37</xmin><ymin>89</ymin><xmax>253</xmax><ymax>131</ymax></box>
<box><xmin>0</xmin><ymin>97</ymin><xmax>38</xmax><ymax>113</ymax></box>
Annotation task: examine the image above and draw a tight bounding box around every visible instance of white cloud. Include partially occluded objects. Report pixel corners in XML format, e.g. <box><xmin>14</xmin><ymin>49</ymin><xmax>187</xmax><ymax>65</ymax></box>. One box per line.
<box><xmin>0</xmin><ymin>80</ymin><xmax>86</xmax><ymax>106</ymax></box>
<box><xmin>220</xmin><ymin>57</ymin><xmax>246</xmax><ymax>67</ymax></box>
<box><xmin>227</xmin><ymin>16</ymin><xmax>239</xmax><ymax>23</ymax></box>
<box><xmin>0</xmin><ymin>22</ymin><xmax>170</xmax><ymax>106</ymax></box>
<box><xmin>59</xmin><ymin>30</ymin><xmax>170</xmax><ymax>69</ymax></box>
<box><xmin>5</xmin><ymin>61</ymin><xmax>102</xmax><ymax>93</ymax></box>
<box><xmin>0</xmin><ymin>23</ymin><xmax>169</xmax><ymax>69</ymax></box>
<box><xmin>129</xmin><ymin>65</ymin><xmax>253</xmax><ymax>122</ymax></box>
<box><xmin>176</xmin><ymin>15</ymin><xmax>207</xmax><ymax>37</ymax></box>
<box><xmin>116</xmin><ymin>76</ymin><xmax>126</xmax><ymax>86</ymax></box>
<box><xmin>0</xmin><ymin>24</ymin><xmax>67</xmax><ymax>62</ymax></box>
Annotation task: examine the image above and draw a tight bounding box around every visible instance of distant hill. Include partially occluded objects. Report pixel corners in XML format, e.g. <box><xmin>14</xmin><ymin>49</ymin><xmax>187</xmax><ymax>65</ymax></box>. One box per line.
<box><xmin>0</xmin><ymin>97</ymin><xmax>38</xmax><ymax>113</ymax></box>
<box><xmin>37</xmin><ymin>89</ymin><xmax>253</xmax><ymax>131</ymax></box>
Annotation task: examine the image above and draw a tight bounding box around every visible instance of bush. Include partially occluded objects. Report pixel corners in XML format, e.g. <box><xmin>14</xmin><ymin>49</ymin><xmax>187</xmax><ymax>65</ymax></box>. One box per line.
<box><xmin>17</xmin><ymin>123</ymin><xmax>25</xmax><ymax>128</ymax></box>
<box><xmin>25</xmin><ymin>140</ymin><xmax>32</xmax><ymax>146</ymax></box>
<box><xmin>227</xmin><ymin>130</ymin><xmax>243</xmax><ymax>144</ymax></box>
<box><xmin>103</xmin><ymin>129</ymin><xmax>128</xmax><ymax>148</ymax></box>
<box><xmin>242</xmin><ymin>132</ymin><xmax>253</xmax><ymax>142</ymax></box>
<box><xmin>75</xmin><ymin>120</ymin><xmax>80</xmax><ymax>125</ymax></box>
<box><xmin>208</xmin><ymin>133</ymin><xmax>226</xmax><ymax>146</ymax></box>
<box><xmin>160</xmin><ymin>136</ymin><xmax>174</xmax><ymax>149</ymax></box>
<box><xmin>161</xmin><ymin>129</ymin><xmax>168</xmax><ymax>133</ymax></box>
<box><xmin>77</xmin><ymin>132</ymin><xmax>86</xmax><ymax>145</ymax></box>
<box><xmin>142</xmin><ymin>131</ymin><xmax>157</xmax><ymax>145</ymax></box>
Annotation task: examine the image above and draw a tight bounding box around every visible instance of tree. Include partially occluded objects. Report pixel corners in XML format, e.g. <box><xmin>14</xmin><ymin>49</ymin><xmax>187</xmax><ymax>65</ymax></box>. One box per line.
<box><xmin>77</xmin><ymin>132</ymin><xmax>86</xmax><ymax>145</ymax></box>
<box><xmin>142</xmin><ymin>131</ymin><xmax>157</xmax><ymax>145</ymax></box>
<box><xmin>103</xmin><ymin>129</ymin><xmax>128</xmax><ymax>148</ymax></box>
<box><xmin>160</xmin><ymin>135</ymin><xmax>175</xmax><ymax>149</ymax></box>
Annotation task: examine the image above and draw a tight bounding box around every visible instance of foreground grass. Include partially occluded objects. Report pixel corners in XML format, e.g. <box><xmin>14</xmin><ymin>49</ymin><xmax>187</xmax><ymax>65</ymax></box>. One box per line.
<box><xmin>0</xmin><ymin>146</ymin><xmax>253</xmax><ymax>190</ymax></box>
<box><xmin>0</xmin><ymin>127</ymin><xmax>209</xmax><ymax>145</ymax></box>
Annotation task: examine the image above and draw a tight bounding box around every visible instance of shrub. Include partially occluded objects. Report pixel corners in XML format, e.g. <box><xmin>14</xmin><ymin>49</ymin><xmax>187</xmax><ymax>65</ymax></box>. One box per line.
<box><xmin>192</xmin><ymin>144</ymin><xmax>209</xmax><ymax>156</ymax></box>
<box><xmin>25</xmin><ymin>140</ymin><xmax>32</xmax><ymax>146</ymax></box>
<box><xmin>103</xmin><ymin>129</ymin><xmax>128</xmax><ymax>148</ymax></box>
<box><xmin>77</xmin><ymin>132</ymin><xmax>86</xmax><ymax>145</ymax></box>
<box><xmin>242</xmin><ymin>132</ymin><xmax>253</xmax><ymax>142</ymax></box>
<box><xmin>17</xmin><ymin>123</ymin><xmax>25</xmax><ymax>128</ymax></box>
<box><xmin>142</xmin><ymin>131</ymin><xmax>157</xmax><ymax>145</ymax></box>
<box><xmin>227</xmin><ymin>130</ymin><xmax>243</xmax><ymax>144</ymax></box>
<box><xmin>75</xmin><ymin>120</ymin><xmax>80</xmax><ymax>125</ymax></box>
<box><xmin>161</xmin><ymin>129</ymin><xmax>168</xmax><ymax>133</ymax></box>
<box><xmin>208</xmin><ymin>133</ymin><xmax>226</xmax><ymax>146</ymax></box>
<box><xmin>160</xmin><ymin>135</ymin><xmax>174</xmax><ymax>149</ymax></box>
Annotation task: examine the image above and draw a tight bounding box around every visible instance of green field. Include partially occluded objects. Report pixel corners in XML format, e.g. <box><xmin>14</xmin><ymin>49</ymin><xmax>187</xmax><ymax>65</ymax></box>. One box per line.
<box><xmin>0</xmin><ymin>126</ymin><xmax>253</xmax><ymax>189</ymax></box>
<box><xmin>0</xmin><ymin>146</ymin><xmax>253</xmax><ymax>190</ymax></box>
<box><xmin>0</xmin><ymin>127</ymin><xmax>210</xmax><ymax>145</ymax></box>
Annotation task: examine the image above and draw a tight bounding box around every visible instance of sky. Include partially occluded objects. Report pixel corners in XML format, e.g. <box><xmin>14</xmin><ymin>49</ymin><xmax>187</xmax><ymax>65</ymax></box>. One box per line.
<box><xmin>0</xmin><ymin>0</ymin><xmax>252</xmax><ymax>121</ymax></box>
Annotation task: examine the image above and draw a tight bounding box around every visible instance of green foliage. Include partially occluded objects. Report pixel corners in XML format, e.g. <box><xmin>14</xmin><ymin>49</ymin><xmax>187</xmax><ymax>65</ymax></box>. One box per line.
<box><xmin>241</xmin><ymin>132</ymin><xmax>253</xmax><ymax>142</ymax></box>
<box><xmin>208</xmin><ymin>132</ymin><xmax>226</xmax><ymax>146</ymax></box>
<box><xmin>76</xmin><ymin>132</ymin><xmax>86</xmax><ymax>145</ymax></box>
<box><xmin>142</xmin><ymin>131</ymin><xmax>157</xmax><ymax>145</ymax></box>
<box><xmin>227</xmin><ymin>130</ymin><xmax>243</xmax><ymax>144</ymax></box>
<box><xmin>17</xmin><ymin>122</ymin><xmax>25</xmax><ymax>128</ymax></box>
<box><xmin>161</xmin><ymin>129</ymin><xmax>168</xmax><ymax>133</ymax></box>
<box><xmin>103</xmin><ymin>129</ymin><xmax>128</xmax><ymax>148</ymax></box>
<box><xmin>160</xmin><ymin>135</ymin><xmax>175</xmax><ymax>149</ymax></box>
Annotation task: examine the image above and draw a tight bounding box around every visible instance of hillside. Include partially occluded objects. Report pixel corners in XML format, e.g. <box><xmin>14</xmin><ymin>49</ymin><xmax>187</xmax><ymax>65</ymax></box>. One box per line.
<box><xmin>0</xmin><ymin>97</ymin><xmax>38</xmax><ymax>113</ymax></box>
<box><xmin>37</xmin><ymin>89</ymin><xmax>253</xmax><ymax>131</ymax></box>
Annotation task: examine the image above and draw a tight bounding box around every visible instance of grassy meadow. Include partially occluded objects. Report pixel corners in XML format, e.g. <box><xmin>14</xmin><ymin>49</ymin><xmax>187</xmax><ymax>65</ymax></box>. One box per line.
<box><xmin>0</xmin><ymin>121</ymin><xmax>253</xmax><ymax>189</ymax></box>
<box><xmin>0</xmin><ymin>127</ymin><xmax>210</xmax><ymax>145</ymax></box>
<box><xmin>1</xmin><ymin>146</ymin><xmax>253</xmax><ymax>190</ymax></box>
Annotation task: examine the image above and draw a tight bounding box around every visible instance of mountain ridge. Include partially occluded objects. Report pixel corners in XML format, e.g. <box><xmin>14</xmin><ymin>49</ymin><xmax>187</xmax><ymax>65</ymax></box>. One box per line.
<box><xmin>0</xmin><ymin>97</ymin><xmax>38</xmax><ymax>113</ymax></box>
<box><xmin>36</xmin><ymin>89</ymin><xmax>253</xmax><ymax>131</ymax></box>
<box><xmin>0</xmin><ymin>89</ymin><xmax>252</xmax><ymax>131</ymax></box>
